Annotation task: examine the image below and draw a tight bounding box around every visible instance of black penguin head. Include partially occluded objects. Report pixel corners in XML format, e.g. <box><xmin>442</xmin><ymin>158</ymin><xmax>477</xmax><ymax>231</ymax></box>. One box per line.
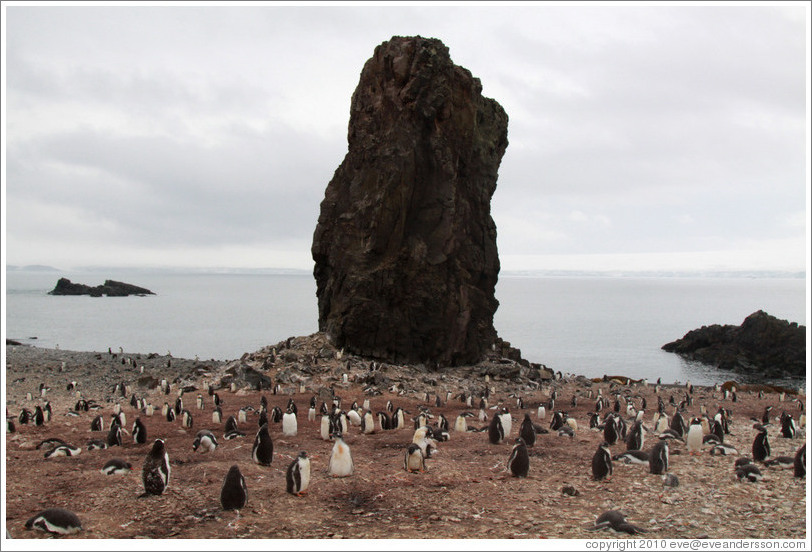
<box><xmin>298</xmin><ymin>451</ymin><xmax>308</xmax><ymax>459</ymax></box>
<box><xmin>151</xmin><ymin>439</ymin><xmax>166</xmax><ymax>456</ymax></box>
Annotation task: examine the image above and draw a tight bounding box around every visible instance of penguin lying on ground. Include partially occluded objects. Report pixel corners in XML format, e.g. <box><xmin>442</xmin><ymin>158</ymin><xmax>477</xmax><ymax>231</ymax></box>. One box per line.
<box><xmin>25</xmin><ymin>508</ymin><xmax>83</xmax><ymax>535</ymax></box>
<box><xmin>44</xmin><ymin>444</ymin><xmax>81</xmax><ymax>458</ymax></box>
<box><xmin>612</xmin><ymin>450</ymin><xmax>649</xmax><ymax>465</ymax></box>
<box><xmin>193</xmin><ymin>430</ymin><xmax>218</xmax><ymax>453</ymax></box>
<box><xmin>101</xmin><ymin>458</ymin><xmax>133</xmax><ymax>475</ymax></box>
<box><xmin>588</xmin><ymin>510</ymin><xmax>647</xmax><ymax>535</ymax></box>
<box><xmin>735</xmin><ymin>459</ymin><xmax>763</xmax><ymax>482</ymax></box>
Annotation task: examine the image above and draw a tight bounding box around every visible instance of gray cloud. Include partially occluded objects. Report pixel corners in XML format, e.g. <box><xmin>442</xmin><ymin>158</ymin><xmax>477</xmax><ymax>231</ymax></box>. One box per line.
<box><xmin>3</xmin><ymin>4</ymin><xmax>808</xmax><ymax>272</ymax></box>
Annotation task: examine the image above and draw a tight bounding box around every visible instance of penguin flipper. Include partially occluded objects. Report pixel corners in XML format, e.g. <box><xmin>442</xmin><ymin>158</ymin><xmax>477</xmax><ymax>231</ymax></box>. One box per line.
<box><xmin>616</xmin><ymin>522</ymin><xmax>647</xmax><ymax>535</ymax></box>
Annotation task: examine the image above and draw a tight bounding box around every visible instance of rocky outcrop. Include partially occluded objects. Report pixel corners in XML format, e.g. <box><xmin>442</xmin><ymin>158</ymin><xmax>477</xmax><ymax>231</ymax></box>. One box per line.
<box><xmin>311</xmin><ymin>36</ymin><xmax>509</xmax><ymax>367</ymax></box>
<box><xmin>48</xmin><ymin>278</ymin><xmax>155</xmax><ymax>297</ymax></box>
<box><xmin>661</xmin><ymin>310</ymin><xmax>806</xmax><ymax>379</ymax></box>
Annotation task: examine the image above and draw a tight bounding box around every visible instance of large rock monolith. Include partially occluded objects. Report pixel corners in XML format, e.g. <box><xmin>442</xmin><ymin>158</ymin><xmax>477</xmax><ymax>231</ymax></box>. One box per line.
<box><xmin>311</xmin><ymin>36</ymin><xmax>509</xmax><ymax>366</ymax></box>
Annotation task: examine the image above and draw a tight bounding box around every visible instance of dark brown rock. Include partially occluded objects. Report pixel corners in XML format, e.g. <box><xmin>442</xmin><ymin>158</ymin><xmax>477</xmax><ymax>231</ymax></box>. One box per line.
<box><xmin>48</xmin><ymin>278</ymin><xmax>154</xmax><ymax>297</ymax></box>
<box><xmin>311</xmin><ymin>36</ymin><xmax>509</xmax><ymax>366</ymax></box>
<box><xmin>661</xmin><ymin>310</ymin><xmax>806</xmax><ymax>379</ymax></box>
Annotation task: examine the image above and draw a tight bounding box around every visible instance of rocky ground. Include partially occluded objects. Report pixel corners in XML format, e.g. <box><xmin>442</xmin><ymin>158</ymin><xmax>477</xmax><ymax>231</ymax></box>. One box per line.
<box><xmin>4</xmin><ymin>334</ymin><xmax>808</xmax><ymax>542</ymax></box>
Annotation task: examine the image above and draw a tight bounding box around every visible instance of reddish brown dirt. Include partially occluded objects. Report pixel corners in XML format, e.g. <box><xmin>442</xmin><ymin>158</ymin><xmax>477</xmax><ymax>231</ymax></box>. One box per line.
<box><xmin>4</xmin><ymin>343</ymin><xmax>808</xmax><ymax>541</ymax></box>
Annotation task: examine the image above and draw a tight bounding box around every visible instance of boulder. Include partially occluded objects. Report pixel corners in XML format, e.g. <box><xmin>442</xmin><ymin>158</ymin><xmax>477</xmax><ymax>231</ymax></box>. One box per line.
<box><xmin>311</xmin><ymin>36</ymin><xmax>509</xmax><ymax>367</ymax></box>
<box><xmin>661</xmin><ymin>310</ymin><xmax>806</xmax><ymax>379</ymax></box>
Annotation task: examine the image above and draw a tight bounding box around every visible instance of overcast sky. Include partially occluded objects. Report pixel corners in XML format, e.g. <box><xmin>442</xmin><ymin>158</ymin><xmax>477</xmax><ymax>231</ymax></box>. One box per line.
<box><xmin>2</xmin><ymin>2</ymin><xmax>809</xmax><ymax>273</ymax></box>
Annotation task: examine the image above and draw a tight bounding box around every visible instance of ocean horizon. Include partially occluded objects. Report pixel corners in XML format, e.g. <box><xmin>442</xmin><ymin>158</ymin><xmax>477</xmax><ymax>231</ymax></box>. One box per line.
<box><xmin>4</xmin><ymin>267</ymin><xmax>808</xmax><ymax>389</ymax></box>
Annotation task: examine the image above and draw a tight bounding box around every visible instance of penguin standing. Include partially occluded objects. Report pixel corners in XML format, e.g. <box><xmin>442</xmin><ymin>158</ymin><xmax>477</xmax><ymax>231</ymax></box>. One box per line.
<box><xmin>412</xmin><ymin>426</ymin><xmax>436</xmax><ymax>458</ymax></box>
<box><xmin>286</xmin><ymin>451</ymin><xmax>312</xmax><ymax>495</ymax></box>
<box><xmin>282</xmin><ymin>406</ymin><xmax>298</xmax><ymax>437</ymax></box>
<box><xmin>686</xmin><ymin>417</ymin><xmax>703</xmax><ymax>454</ymax></box>
<box><xmin>488</xmin><ymin>412</ymin><xmax>505</xmax><ymax>445</ymax></box>
<box><xmin>454</xmin><ymin>413</ymin><xmax>468</xmax><ymax>433</ymax></box>
<box><xmin>592</xmin><ymin>442</ymin><xmax>613</xmax><ymax>480</ymax></box>
<box><xmin>107</xmin><ymin>425</ymin><xmax>122</xmax><ymax>448</ymax></box>
<box><xmin>252</xmin><ymin>424</ymin><xmax>274</xmax><ymax>466</ymax></box>
<box><xmin>780</xmin><ymin>412</ymin><xmax>797</xmax><ymax>439</ymax></box>
<box><xmin>308</xmin><ymin>396</ymin><xmax>317</xmax><ymax>422</ymax></box>
<box><xmin>212</xmin><ymin>406</ymin><xmax>223</xmax><ymax>424</ymax></box>
<box><xmin>626</xmin><ymin>421</ymin><xmax>644</xmax><ymax>451</ymax></box>
<box><xmin>752</xmin><ymin>425</ymin><xmax>771</xmax><ymax>463</ymax></box>
<box><xmin>25</xmin><ymin>508</ymin><xmax>82</xmax><ymax>535</ymax></box>
<box><xmin>403</xmin><ymin>443</ymin><xmax>426</xmax><ymax>473</ymax></box>
<box><xmin>649</xmin><ymin>440</ymin><xmax>669</xmax><ymax>474</ymax></box>
<box><xmin>320</xmin><ymin>415</ymin><xmax>332</xmax><ymax>441</ymax></box>
<box><xmin>91</xmin><ymin>414</ymin><xmax>104</xmax><ymax>432</ymax></box>
<box><xmin>132</xmin><ymin>418</ymin><xmax>148</xmax><ymax>445</ymax></box>
<box><xmin>192</xmin><ymin>430</ymin><xmax>218</xmax><ymax>453</ymax></box>
<box><xmin>603</xmin><ymin>413</ymin><xmax>619</xmax><ymax>445</ymax></box>
<box><xmin>793</xmin><ymin>443</ymin><xmax>806</xmax><ymax>478</ymax></box>
<box><xmin>328</xmin><ymin>433</ymin><xmax>353</xmax><ymax>477</ymax></box>
<box><xmin>507</xmin><ymin>438</ymin><xmax>530</xmax><ymax>478</ymax></box>
<box><xmin>499</xmin><ymin>408</ymin><xmax>512</xmax><ymax>437</ymax></box>
<box><xmin>361</xmin><ymin>410</ymin><xmax>375</xmax><ymax>434</ymax></box>
<box><xmin>142</xmin><ymin>439</ymin><xmax>171</xmax><ymax>496</ymax></box>
<box><xmin>33</xmin><ymin>406</ymin><xmax>45</xmax><ymax>426</ymax></box>
<box><xmin>220</xmin><ymin>465</ymin><xmax>247</xmax><ymax>510</ymax></box>
<box><xmin>519</xmin><ymin>413</ymin><xmax>536</xmax><ymax>447</ymax></box>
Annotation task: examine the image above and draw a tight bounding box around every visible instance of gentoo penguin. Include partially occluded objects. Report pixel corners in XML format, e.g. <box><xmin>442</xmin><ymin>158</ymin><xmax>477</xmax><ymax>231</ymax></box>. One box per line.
<box><xmin>488</xmin><ymin>413</ymin><xmax>505</xmax><ymax>445</ymax></box>
<box><xmin>519</xmin><ymin>413</ymin><xmax>537</xmax><ymax>447</ymax></box>
<box><xmin>537</xmin><ymin>404</ymin><xmax>546</xmax><ymax>420</ymax></box>
<box><xmin>174</xmin><ymin>397</ymin><xmax>183</xmax><ymax>417</ymax></box>
<box><xmin>709</xmin><ymin>443</ymin><xmax>739</xmax><ymax>456</ymax></box>
<box><xmin>794</xmin><ymin>443</ymin><xmax>805</xmax><ymax>478</ymax></box>
<box><xmin>91</xmin><ymin>414</ymin><xmax>105</xmax><ymax>432</ymax></box>
<box><xmin>752</xmin><ymin>425</ymin><xmax>771</xmax><ymax>462</ymax></box>
<box><xmin>761</xmin><ymin>405</ymin><xmax>774</xmax><ymax>425</ymax></box>
<box><xmin>252</xmin><ymin>424</ymin><xmax>274</xmax><ymax>466</ymax></box>
<box><xmin>404</xmin><ymin>443</ymin><xmax>426</xmax><ymax>473</ymax></box>
<box><xmin>361</xmin><ymin>410</ymin><xmax>375</xmax><ymax>434</ymax></box>
<box><xmin>33</xmin><ymin>406</ymin><xmax>45</xmax><ymax>426</ymax></box>
<box><xmin>269</xmin><ymin>406</ymin><xmax>282</xmax><ymax>424</ymax></box>
<box><xmin>669</xmin><ymin>410</ymin><xmax>688</xmax><ymax>437</ymax></box>
<box><xmin>107</xmin><ymin>425</ymin><xmax>122</xmax><ymax>447</ymax></box>
<box><xmin>238</xmin><ymin>408</ymin><xmax>248</xmax><ymax>424</ymax></box>
<box><xmin>220</xmin><ymin>465</ymin><xmax>247</xmax><ymax>510</ymax></box>
<box><xmin>225</xmin><ymin>414</ymin><xmax>239</xmax><ymax>434</ymax></box>
<box><xmin>499</xmin><ymin>408</ymin><xmax>512</xmax><ymax>437</ymax></box>
<box><xmin>603</xmin><ymin>413</ymin><xmax>619</xmax><ymax>445</ymax></box>
<box><xmin>282</xmin><ymin>406</ymin><xmax>298</xmax><ymax>437</ymax></box>
<box><xmin>320</xmin><ymin>415</ymin><xmax>332</xmax><ymax>441</ymax></box>
<box><xmin>735</xmin><ymin>462</ymin><xmax>763</xmax><ymax>482</ymax></box>
<box><xmin>192</xmin><ymin>430</ymin><xmax>218</xmax><ymax>453</ymax></box>
<box><xmin>626</xmin><ymin>421</ymin><xmax>644</xmax><ymax>451</ymax></box>
<box><xmin>412</xmin><ymin>426</ymin><xmax>435</xmax><ymax>458</ymax></box>
<box><xmin>132</xmin><ymin>418</ymin><xmax>148</xmax><ymax>444</ymax></box>
<box><xmin>36</xmin><ymin>437</ymin><xmax>68</xmax><ymax>452</ymax></box>
<box><xmin>591</xmin><ymin>442</ymin><xmax>613</xmax><ymax>480</ymax></box>
<box><xmin>377</xmin><ymin>411</ymin><xmax>392</xmax><ymax>431</ymax></box>
<box><xmin>686</xmin><ymin>417</ymin><xmax>703</xmax><ymax>454</ymax></box>
<box><xmin>654</xmin><ymin>412</ymin><xmax>669</xmax><ymax>434</ymax></box>
<box><xmin>101</xmin><ymin>458</ymin><xmax>133</xmax><ymax>475</ymax></box>
<box><xmin>286</xmin><ymin>451</ymin><xmax>312</xmax><ymax>495</ymax></box>
<box><xmin>44</xmin><ymin>444</ymin><xmax>82</xmax><ymax>458</ymax></box>
<box><xmin>454</xmin><ymin>413</ymin><xmax>469</xmax><ymax>433</ymax></box>
<box><xmin>142</xmin><ymin>439</ymin><xmax>171</xmax><ymax>496</ymax></box>
<box><xmin>550</xmin><ymin>410</ymin><xmax>565</xmax><ymax>431</ymax></box>
<box><xmin>780</xmin><ymin>412</ymin><xmax>797</xmax><ymax>439</ymax></box>
<box><xmin>196</xmin><ymin>394</ymin><xmax>204</xmax><ymax>410</ymax></box>
<box><xmin>308</xmin><ymin>397</ymin><xmax>317</xmax><ymax>422</ymax></box>
<box><xmin>589</xmin><ymin>510</ymin><xmax>647</xmax><ymax>535</ymax></box>
<box><xmin>328</xmin><ymin>432</ymin><xmax>353</xmax><ymax>477</ymax></box>
<box><xmin>507</xmin><ymin>438</ymin><xmax>530</xmax><ymax>478</ymax></box>
<box><xmin>613</xmin><ymin>450</ymin><xmax>650</xmax><ymax>465</ymax></box>
<box><xmin>212</xmin><ymin>406</ymin><xmax>223</xmax><ymax>424</ymax></box>
<box><xmin>86</xmin><ymin>439</ymin><xmax>108</xmax><ymax>451</ymax></box>
<box><xmin>181</xmin><ymin>409</ymin><xmax>193</xmax><ymax>429</ymax></box>
<box><xmin>764</xmin><ymin>456</ymin><xmax>795</xmax><ymax>469</ymax></box>
<box><xmin>166</xmin><ymin>406</ymin><xmax>176</xmax><ymax>423</ymax></box>
<box><xmin>25</xmin><ymin>508</ymin><xmax>82</xmax><ymax>535</ymax></box>
<box><xmin>649</xmin><ymin>440</ymin><xmax>669</xmax><ymax>474</ymax></box>
<box><xmin>393</xmin><ymin>407</ymin><xmax>406</xmax><ymax>430</ymax></box>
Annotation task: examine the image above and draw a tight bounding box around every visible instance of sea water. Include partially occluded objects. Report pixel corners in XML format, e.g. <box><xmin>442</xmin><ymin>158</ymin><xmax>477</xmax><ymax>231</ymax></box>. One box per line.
<box><xmin>3</xmin><ymin>269</ymin><xmax>807</xmax><ymax>387</ymax></box>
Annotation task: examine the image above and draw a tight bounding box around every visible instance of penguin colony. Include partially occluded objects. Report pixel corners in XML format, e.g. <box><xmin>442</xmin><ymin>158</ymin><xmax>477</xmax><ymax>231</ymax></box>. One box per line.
<box><xmin>6</xmin><ymin>347</ymin><xmax>808</xmax><ymax>539</ymax></box>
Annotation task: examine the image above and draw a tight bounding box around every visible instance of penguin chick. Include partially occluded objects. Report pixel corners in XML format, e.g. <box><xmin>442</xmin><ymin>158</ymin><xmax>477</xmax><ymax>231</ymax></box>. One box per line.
<box><xmin>192</xmin><ymin>430</ymin><xmax>218</xmax><ymax>453</ymax></box>
<box><xmin>404</xmin><ymin>443</ymin><xmax>426</xmax><ymax>473</ymax></box>
<box><xmin>328</xmin><ymin>433</ymin><xmax>353</xmax><ymax>477</ymax></box>
<box><xmin>142</xmin><ymin>439</ymin><xmax>171</xmax><ymax>496</ymax></box>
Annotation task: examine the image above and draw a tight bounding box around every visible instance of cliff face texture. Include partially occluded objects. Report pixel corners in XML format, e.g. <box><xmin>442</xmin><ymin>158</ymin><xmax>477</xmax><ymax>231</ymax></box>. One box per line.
<box><xmin>661</xmin><ymin>310</ymin><xmax>806</xmax><ymax>379</ymax></box>
<box><xmin>312</xmin><ymin>36</ymin><xmax>509</xmax><ymax>366</ymax></box>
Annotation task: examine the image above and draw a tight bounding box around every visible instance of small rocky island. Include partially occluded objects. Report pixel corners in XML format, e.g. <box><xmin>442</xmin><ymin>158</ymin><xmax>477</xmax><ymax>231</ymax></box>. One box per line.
<box><xmin>661</xmin><ymin>310</ymin><xmax>805</xmax><ymax>379</ymax></box>
<box><xmin>48</xmin><ymin>278</ymin><xmax>155</xmax><ymax>297</ymax></box>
